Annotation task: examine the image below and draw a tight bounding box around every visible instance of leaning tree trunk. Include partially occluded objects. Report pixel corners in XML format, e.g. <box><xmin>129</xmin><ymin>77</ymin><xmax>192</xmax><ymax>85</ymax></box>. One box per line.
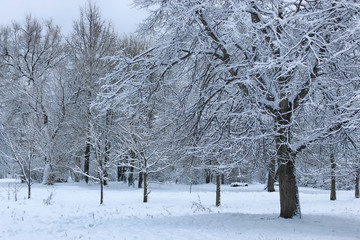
<box><xmin>330</xmin><ymin>152</ymin><xmax>336</xmax><ymax>201</ymax></box>
<box><xmin>216</xmin><ymin>174</ymin><xmax>221</xmax><ymax>207</ymax></box>
<box><xmin>355</xmin><ymin>166</ymin><xmax>359</xmax><ymax>199</ymax></box>
<box><xmin>276</xmin><ymin>106</ymin><xmax>301</xmax><ymax>219</ymax></box>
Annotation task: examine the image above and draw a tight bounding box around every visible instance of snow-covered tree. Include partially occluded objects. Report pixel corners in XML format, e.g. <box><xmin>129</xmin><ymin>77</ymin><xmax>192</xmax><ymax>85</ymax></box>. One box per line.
<box><xmin>0</xmin><ymin>15</ymin><xmax>66</xmax><ymax>186</ymax></box>
<box><xmin>67</xmin><ymin>1</ymin><xmax>119</xmax><ymax>183</ymax></box>
<box><xmin>101</xmin><ymin>0</ymin><xmax>360</xmax><ymax>218</ymax></box>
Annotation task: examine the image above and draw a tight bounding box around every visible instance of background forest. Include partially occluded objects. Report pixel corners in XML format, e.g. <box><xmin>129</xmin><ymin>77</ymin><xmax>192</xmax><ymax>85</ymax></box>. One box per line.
<box><xmin>0</xmin><ymin>0</ymin><xmax>360</xmax><ymax>219</ymax></box>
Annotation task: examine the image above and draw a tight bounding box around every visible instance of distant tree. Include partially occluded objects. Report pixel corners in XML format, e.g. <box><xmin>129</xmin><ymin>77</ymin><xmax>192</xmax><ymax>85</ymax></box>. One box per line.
<box><xmin>0</xmin><ymin>15</ymin><xmax>66</xmax><ymax>186</ymax></box>
<box><xmin>67</xmin><ymin>1</ymin><xmax>118</xmax><ymax>183</ymax></box>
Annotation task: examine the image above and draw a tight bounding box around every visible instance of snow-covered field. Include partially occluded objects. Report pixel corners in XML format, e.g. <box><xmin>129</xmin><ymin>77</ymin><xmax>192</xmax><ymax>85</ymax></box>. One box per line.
<box><xmin>0</xmin><ymin>180</ymin><xmax>359</xmax><ymax>240</ymax></box>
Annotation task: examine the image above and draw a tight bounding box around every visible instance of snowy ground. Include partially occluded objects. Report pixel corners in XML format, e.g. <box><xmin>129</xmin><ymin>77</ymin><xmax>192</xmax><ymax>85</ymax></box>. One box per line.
<box><xmin>0</xmin><ymin>179</ymin><xmax>359</xmax><ymax>240</ymax></box>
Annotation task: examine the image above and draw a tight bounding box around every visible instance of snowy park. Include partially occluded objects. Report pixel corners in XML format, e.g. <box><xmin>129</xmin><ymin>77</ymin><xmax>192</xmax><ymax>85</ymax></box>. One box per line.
<box><xmin>1</xmin><ymin>1</ymin><xmax>360</xmax><ymax>239</ymax></box>
<box><xmin>0</xmin><ymin>179</ymin><xmax>359</xmax><ymax>240</ymax></box>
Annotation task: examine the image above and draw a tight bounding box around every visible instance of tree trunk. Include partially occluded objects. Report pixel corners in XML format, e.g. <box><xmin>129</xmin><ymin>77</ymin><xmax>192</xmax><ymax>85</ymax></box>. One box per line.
<box><xmin>278</xmin><ymin>160</ymin><xmax>300</xmax><ymax>218</ymax></box>
<box><xmin>103</xmin><ymin>155</ymin><xmax>109</xmax><ymax>186</ymax></box>
<box><xmin>117</xmin><ymin>166</ymin><xmax>122</xmax><ymax>181</ymax></box>
<box><xmin>216</xmin><ymin>174</ymin><xmax>221</xmax><ymax>207</ymax></box>
<box><xmin>266</xmin><ymin>132</ymin><xmax>276</xmax><ymax>192</ymax></box>
<box><xmin>138</xmin><ymin>171</ymin><xmax>143</xmax><ymax>188</ymax></box>
<box><xmin>205</xmin><ymin>169</ymin><xmax>211</xmax><ymax>183</ymax></box>
<box><xmin>330</xmin><ymin>152</ymin><xmax>336</xmax><ymax>201</ymax></box>
<box><xmin>221</xmin><ymin>174</ymin><xmax>225</xmax><ymax>185</ymax></box>
<box><xmin>74</xmin><ymin>156</ymin><xmax>81</xmax><ymax>182</ymax></box>
<box><xmin>276</xmin><ymin>110</ymin><xmax>301</xmax><ymax>218</ymax></box>
<box><xmin>128</xmin><ymin>166</ymin><xmax>134</xmax><ymax>187</ymax></box>
<box><xmin>143</xmin><ymin>156</ymin><xmax>148</xmax><ymax>202</ymax></box>
<box><xmin>267</xmin><ymin>157</ymin><xmax>276</xmax><ymax>192</ymax></box>
<box><xmin>27</xmin><ymin>160</ymin><xmax>31</xmax><ymax>199</ymax></box>
<box><xmin>84</xmin><ymin>136</ymin><xmax>91</xmax><ymax>184</ymax></box>
<box><xmin>355</xmin><ymin>166</ymin><xmax>359</xmax><ymax>199</ymax></box>
<box><xmin>42</xmin><ymin>160</ymin><xmax>51</xmax><ymax>185</ymax></box>
<box><xmin>42</xmin><ymin>157</ymin><xmax>54</xmax><ymax>185</ymax></box>
<box><xmin>117</xmin><ymin>166</ymin><xmax>127</xmax><ymax>182</ymax></box>
<box><xmin>104</xmin><ymin>109</ymin><xmax>112</xmax><ymax>186</ymax></box>
<box><xmin>27</xmin><ymin>182</ymin><xmax>31</xmax><ymax>199</ymax></box>
<box><xmin>100</xmin><ymin>175</ymin><xmax>104</xmax><ymax>204</ymax></box>
<box><xmin>143</xmin><ymin>171</ymin><xmax>148</xmax><ymax>203</ymax></box>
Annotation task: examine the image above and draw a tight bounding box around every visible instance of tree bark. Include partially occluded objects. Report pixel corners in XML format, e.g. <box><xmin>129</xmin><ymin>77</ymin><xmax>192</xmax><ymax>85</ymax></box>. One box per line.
<box><xmin>117</xmin><ymin>166</ymin><xmax>122</xmax><ymax>181</ymax></box>
<box><xmin>143</xmin><ymin>156</ymin><xmax>148</xmax><ymax>202</ymax></box>
<box><xmin>205</xmin><ymin>169</ymin><xmax>211</xmax><ymax>183</ymax></box>
<box><xmin>104</xmin><ymin>109</ymin><xmax>112</xmax><ymax>186</ymax></box>
<box><xmin>355</xmin><ymin>166</ymin><xmax>359</xmax><ymax>199</ymax></box>
<box><xmin>100</xmin><ymin>175</ymin><xmax>104</xmax><ymax>204</ymax></box>
<box><xmin>216</xmin><ymin>174</ymin><xmax>221</xmax><ymax>207</ymax></box>
<box><xmin>27</xmin><ymin>163</ymin><xmax>31</xmax><ymax>199</ymax></box>
<box><xmin>27</xmin><ymin>182</ymin><xmax>31</xmax><ymax>199</ymax></box>
<box><xmin>330</xmin><ymin>152</ymin><xmax>336</xmax><ymax>201</ymax></box>
<box><xmin>276</xmin><ymin>108</ymin><xmax>301</xmax><ymax>218</ymax></box>
<box><xmin>143</xmin><ymin>171</ymin><xmax>148</xmax><ymax>203</ymax></box>
<box><xmin>267</xmin><ymin>157</ymin><xmax>276</xmax><ymax>192</ymax></box>
<box><xmin>84</xmin><ymin>135</ymin><xmax>91</xmax><ymax>184</ymax></box>
<box><xmin>138</xmin><ymin>171</ymin><xmax>143</xmax><ymax>188</ymax></box>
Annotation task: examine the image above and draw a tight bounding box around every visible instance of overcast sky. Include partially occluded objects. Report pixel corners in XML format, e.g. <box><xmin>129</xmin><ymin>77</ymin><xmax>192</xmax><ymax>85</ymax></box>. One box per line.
<box><xmin>0</xmin><ymin>0</ymin><xmax>148</xmax><ymax>35</ymax></box>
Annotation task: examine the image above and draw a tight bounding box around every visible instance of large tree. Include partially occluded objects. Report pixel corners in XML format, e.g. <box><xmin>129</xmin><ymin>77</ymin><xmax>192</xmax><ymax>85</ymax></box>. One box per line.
<box><xmin>103</xmin><ymin>0</ymin><xmax>360</xmax><ymax>218</ymax></box>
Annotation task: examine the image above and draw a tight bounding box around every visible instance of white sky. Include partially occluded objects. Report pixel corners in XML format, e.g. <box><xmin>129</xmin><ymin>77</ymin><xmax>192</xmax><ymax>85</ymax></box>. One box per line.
<box><xmin>0</xmin><ymin>0</ymin><xmax>148</xmax><ymax>35</ymax></box>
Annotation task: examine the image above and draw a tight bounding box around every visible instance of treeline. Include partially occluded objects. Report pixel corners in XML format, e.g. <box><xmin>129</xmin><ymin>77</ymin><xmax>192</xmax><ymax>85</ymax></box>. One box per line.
<box><xmin>0</xmin><ymin>0</ymin><xmax>360</xmax><ymax>218</ymax></box>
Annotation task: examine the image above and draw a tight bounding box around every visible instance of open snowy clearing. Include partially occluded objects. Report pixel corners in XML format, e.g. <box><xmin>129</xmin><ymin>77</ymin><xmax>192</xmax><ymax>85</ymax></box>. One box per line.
<box><xmin>0</xmin><ymin>180</ymin><xmax>359</xmax><ymax>240</ymax></box>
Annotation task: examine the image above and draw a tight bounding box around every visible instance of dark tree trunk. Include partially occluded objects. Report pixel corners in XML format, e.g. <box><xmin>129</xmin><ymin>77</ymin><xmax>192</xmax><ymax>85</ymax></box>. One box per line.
<box><xmin>355</xmin><ymin>167</ymin><xmax>359</xmax><ymax>199</ymax></box>
<box><xmin>117</xmin><ymin>166</ymin><xmax>127</xmax><ymax>182</ymax></box>
<box><xmin>205</xmin><ymin>169</ymin><xmax>211</xmax><ymax>183</ymax></box>
<box><xmin>221</xmin><ymin>174</ymin><xmax>225</xmax><ymax>185</ymax></box>
<box><xmin>276</xmin><ymin>106</ymin><xmax>301</xmax><ymax>219</ymax></box>
<box><xmin>27</xmin><ymin>160</ymin><xmax>31</xmax><ymax>199</ymax></box>
<box><xmin>27</xmin><ymin>182</ymin><xmax>31</xmax><ymax>199</ymax></box>
<box><xmin>138</xmin><ymin>171</ymin><xmax>143</xmax><ymax>188</ymax></box>
<box><xmin>143</xmin><ymin>171</ymin><xmax>148</xmax><ymax>203</ymax></box>
<box><xmin>267</xmin><ymin>157</ymin><xmax>276</xmax><ymax>192</ymax></box>
<box><xmin>103</xmin><ymin>149</ymin><xmax>109</xmax><ymax>185</ymax></box>
<box><xmin>117</xmin><ymin>166</ymin><xmax>122</xmax><ymax>181</ymax></box>
<box><xmin>100</xmin><ymin>175</ymin><xmax>104</xmax><ymax>205</ymax></box>
<box><xmin>104</xmin><ymin>109</ymin><xmax>112</xmax><ymax>186</ymax></box>
<box><xmin>330</xmin><ymin>152</ymin><xmax>336</xmax><ymax>201</ymax></box>
<box><xmin>84</xmin><ymin>136</ymin><xmax>91</xmax><ymax>184</ymax></box>
<box><xmin>143</xmin><ymin>156</ymin><xmax>148</xmax><ymax>202</ymax></box>
<box><xmin>216</xmin><ymin>174</ymin><xmax>221</xmax><ymax>207</ymax></box>
<box><xmin>278</xmin><ymin>160</ymin><xmax>300</xmax><ymax>218</ymax></box>
<box><xmin>128</xmin><ymin>166</ymin><xmax>134</xmax><ymax>187</ymax></box>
